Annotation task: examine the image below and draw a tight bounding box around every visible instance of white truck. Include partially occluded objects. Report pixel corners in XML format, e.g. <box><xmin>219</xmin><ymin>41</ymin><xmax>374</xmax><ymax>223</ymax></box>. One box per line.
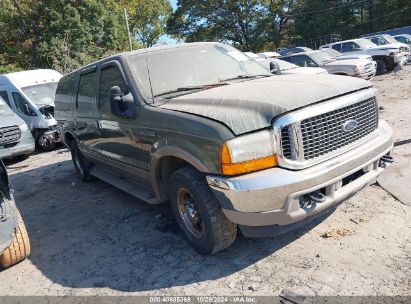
<box><xmin>0</xmin><ymin>69</ymin><xmax>62</xmax><ymax>150</ymax></box>
<box><xmin>320</xmin><ymin>38</ymin><xmax>407</xmax><ymax>74</ymax></box>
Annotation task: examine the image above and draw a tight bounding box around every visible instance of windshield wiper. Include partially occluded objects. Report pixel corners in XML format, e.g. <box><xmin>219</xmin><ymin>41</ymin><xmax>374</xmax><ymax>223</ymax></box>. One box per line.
<box><xmin>221</xmin><ymin>74</ymin><xmax>271</xmax><ymax>82</ymax></box>
<box><xmin>154</xmin><ymin>83</ymin><xmax>228</xmax><ymax>98</ymax></box>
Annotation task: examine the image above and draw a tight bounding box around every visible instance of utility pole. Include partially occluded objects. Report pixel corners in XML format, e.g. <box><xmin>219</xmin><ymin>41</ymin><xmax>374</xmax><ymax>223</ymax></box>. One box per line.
<box><xmin>123</xmin><ymin>7</ymin><xmax>133</xmax><ymax>51</ymax></box>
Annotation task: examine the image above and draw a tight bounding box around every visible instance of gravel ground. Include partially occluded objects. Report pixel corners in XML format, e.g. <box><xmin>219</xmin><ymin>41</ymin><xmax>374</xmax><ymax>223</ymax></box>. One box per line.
<box><xmin>0</xmin><ymin>66</ymin><xmax>410</xmax><ymax>296</ymax></box>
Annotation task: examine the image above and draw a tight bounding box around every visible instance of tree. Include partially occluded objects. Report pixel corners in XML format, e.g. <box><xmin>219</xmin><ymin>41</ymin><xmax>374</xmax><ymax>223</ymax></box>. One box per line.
<box><xmin>167</xmin><ymin>0</ymin><xmax>272</xmax><ymax>51</ymax></box>
<box><xmin>0</xmin><ymin>0</ymin><xmax>129</xmax><ymax>74</ymax></box>
<box><xmin>121</xmin><ymin>0</ymin><xmax>173</xmax><ymax>47</ymax></box>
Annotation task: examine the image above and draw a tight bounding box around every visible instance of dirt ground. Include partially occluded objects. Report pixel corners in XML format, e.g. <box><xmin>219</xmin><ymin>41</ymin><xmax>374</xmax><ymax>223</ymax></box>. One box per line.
<box><xmin>0</xmin><ymin>66</ymin><xmax>410</xmax><ymax>297</ymax></box>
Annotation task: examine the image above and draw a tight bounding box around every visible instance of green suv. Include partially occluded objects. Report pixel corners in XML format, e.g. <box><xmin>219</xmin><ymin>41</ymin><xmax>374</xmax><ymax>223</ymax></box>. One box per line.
<box><xmin>55</xmin><ymin>43</ymin><xmax>393</xmax><ymax>254</ymax></box>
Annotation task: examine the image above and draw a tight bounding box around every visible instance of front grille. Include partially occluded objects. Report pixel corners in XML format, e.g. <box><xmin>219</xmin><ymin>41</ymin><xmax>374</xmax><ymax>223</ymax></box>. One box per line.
<box><xmin>0</xmin><ymin>126</ymin><xmax>21</xmax><ymax>145</ymax></box>
<box><xmin>280</xmin><ymin>98</ymin><xmax>378</xmax><ymax>161</ymax></box>
<box><xmin>364</xmin><ymin>63</ymin><xmax>373</xmax><ymax>73</ymax></box>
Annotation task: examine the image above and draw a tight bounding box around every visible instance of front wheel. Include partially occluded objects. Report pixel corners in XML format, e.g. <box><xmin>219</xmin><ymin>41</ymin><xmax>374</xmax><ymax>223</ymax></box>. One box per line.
<box><xmin>375</xmin><ymin>59</ymin><xmax>387</xmax><ymax>75</ymax></box>
<box><xmin>169</xmin><ymin>167</ymin><xmax>237</xmax><ymax>254</ymax></box>
<box><xmin>69</xmin><ymin>141</ymin><xmax>95</xmax><ymax>182</ymax></box>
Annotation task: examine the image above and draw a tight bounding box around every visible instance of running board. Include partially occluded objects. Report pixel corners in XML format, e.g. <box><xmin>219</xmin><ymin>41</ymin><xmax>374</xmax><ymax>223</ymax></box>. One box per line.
<box><xmin>90</xmin><ymin>167</ymin><xmax>156</xmax><ymax>203</ymax></box>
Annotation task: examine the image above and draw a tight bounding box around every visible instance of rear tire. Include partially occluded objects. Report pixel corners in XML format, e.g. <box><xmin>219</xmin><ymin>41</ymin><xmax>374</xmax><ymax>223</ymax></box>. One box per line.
<box><xmin>169</xmin><ymin>167</ymin><xmax>237</xmax><ymax>254</ymax></box>
<box><xmin>0</xmin><ymin>211</ymin><xmax>30</xmax><ymax>268</ymax></box>
<box><xmin>69</xmin><ymin>141</ymin><xmax>95</xmax><ymax>182</ymax></box>
<box><xmin>375</xmin><ymin>59</ymin><xmax>387</xmax><ymax>75</ymax></box>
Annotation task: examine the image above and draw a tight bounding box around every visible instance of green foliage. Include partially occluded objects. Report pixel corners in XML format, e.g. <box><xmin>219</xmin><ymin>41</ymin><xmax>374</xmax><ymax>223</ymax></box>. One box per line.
<box><xmin>121</xmin><ymin>0</ymin><xmax>173</xmax><ymax>47</ymax></box>
<box><xmin>0</xmin><ymin>0</ymin><xmax>171</xmax><ymax>74</ymax></box>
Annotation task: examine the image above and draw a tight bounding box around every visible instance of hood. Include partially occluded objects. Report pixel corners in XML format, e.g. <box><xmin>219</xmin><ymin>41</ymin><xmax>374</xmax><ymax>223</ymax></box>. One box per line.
<box><xmin>0</xmin><ymin>113</ymin><xmax>25</xmax><ymax>128</ymax></box>
<box><xmin>282</xmin><ymin>67</ymin><xmax>327</xmax><ymax>75</ymax></box>
<box><xmin>157</xmin><ymin>74</ymin><xmax>373</xmax><ymax>135</ymax></box>
<box><xmin>324</xmin><ymin>59</ymin><xmax>368</xmax><ymax>68</ymax></box>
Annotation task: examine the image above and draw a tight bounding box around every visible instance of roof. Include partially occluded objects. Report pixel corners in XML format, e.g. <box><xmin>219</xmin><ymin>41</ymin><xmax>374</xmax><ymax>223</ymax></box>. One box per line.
<box><xmin>0</xmin><ymin>69</ymin><xmax>62</xmax><ymax>88</ymax></box>
<box><xmin>65</xmin><ymin>42</ymin><xmax>224</xmax><ymax>76</ymax></box>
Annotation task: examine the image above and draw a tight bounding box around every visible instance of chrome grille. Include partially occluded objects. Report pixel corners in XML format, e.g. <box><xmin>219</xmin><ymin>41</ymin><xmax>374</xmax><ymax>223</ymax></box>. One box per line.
<box><xmin>364</xmin><ymin>63</ymin><xmax>373</xmax><ymax>72</ymax></box>
<box><xmin>280</xmin><ymin>97</ymin><xmax>378</xmax><ymax>161</ymax></box>
<box><xmin>0</xmin><ymin>126</ymin><xmax>21</xmax><ymax>145</ymax></box>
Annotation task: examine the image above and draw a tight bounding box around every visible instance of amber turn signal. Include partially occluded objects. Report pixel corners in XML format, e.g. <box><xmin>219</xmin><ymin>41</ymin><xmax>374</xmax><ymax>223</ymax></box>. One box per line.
<box><xmin>221</xmin><ymin>143</ymin><xmax>277</xmax><ymax>176</ymax></box>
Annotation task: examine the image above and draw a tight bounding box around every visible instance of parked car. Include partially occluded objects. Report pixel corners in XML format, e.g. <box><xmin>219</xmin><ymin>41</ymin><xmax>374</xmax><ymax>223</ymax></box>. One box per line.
<box><xmin>0</xmin><ymin>160</ymin><xmax>30</xmax><ymax>268</ymax></box>
<box><xmin>244</xmin><ymin>52</ymin><xmax>266</xmax><ymax>62</ymax></box>
<box><xmin>393</xmin><ymin>34</ymin><xmax>411</xmax><ymax>63</ymax></box>
<box><xmin>363</xmin><ymin>34</ymin><xmax>410</xmax><ymax>65</ymax></box>
<box><xmin>263</xmin><ymin>58</ymin><xmax>328</xmax><ymax>75</ymax></box>
<box><xmin>0</xmin><ymin>69</ymin><xmax>62</xmax><ymax>151</ymax></box>
<box><xmin>56</xmin><ymin>42</ymin><xmax>393</xmax><ymax>254</ymax></box>
<box><xmin>0</xmin><ymin>97</ymin><xmax>35</xmax><ymax>159</ymax></box>
<box><xmin>280</xmin><ymin>50</ymin><xmax>376</xmax><ymax>79</ymax></box>
<box><xmin>321</xmin><ymin>48</ymin><xmax>374</xmax><ymax>62</ymax></box>
<box><xmin>278</xmin><ymin>47</ymin><xmax>313</xmax><ymax>56</ymax></box>
<box><xmin>320</xmin><ymin>38</ymin><xmax>406</xmax><ymax>74</ymax></box>
<box><xmin>259</xmin><ymin>51</ymin><xmax>281</xmax><ymax>58</ymax></box>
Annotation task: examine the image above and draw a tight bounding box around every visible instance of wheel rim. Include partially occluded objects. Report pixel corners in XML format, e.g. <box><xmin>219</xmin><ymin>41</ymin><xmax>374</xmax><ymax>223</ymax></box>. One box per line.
<box><xmin>176</xmin><ymin>188</ymin><xmax>204</xmax><ymax>239</ymax></box>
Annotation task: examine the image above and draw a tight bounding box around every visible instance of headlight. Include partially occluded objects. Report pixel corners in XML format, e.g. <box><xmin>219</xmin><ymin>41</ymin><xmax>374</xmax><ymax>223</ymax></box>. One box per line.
<box><xmin>221</xmin><ymin>130</ymin><xmax>277</xmax><ymax>175</ymax></box>
<box><xmin>19</xmin><ymin>123</ymin><xmax>29</xmax><ymax>131</ymax></box>
<box><xmin>353</xmin><ymin>66</ymin><xmax>361</xmax><ymax>74</ymax></box>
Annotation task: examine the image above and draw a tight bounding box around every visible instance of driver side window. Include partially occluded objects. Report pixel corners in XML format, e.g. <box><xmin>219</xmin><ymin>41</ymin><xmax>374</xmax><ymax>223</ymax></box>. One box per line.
<box><xmin>12</xmin><ymin>92</ymin><xmax>36</xmax><ymax>116</ymax></box>
<box><xmin>289</xmin><ymin>55</ymin><xmax>317</xmax><ymax>67</ymax></box>
<box><xmin>99</xmin><ymin>64</ymin><xmax>128</xmax><ymax>111</ymax></box>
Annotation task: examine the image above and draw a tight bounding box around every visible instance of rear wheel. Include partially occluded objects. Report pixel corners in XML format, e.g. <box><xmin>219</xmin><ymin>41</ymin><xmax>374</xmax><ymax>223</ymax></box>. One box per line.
<box><xmin>0</xmin><ymin>210</ymin><xmax>31</xmax><ymax>268</ymax></box>
<box><xmin>375</xmin><ymin>59</ymin><xmax>387</xmax><ymax>75</ymax></box>
<box><xmin>169</xmin><ymin>167</ymin><xmax>237</xmax><ymax>254</ymax></box>
<box><xmin>69</xmin><ymin>141</ymin><xmax>95</xmax><ymax>182</ymax></box>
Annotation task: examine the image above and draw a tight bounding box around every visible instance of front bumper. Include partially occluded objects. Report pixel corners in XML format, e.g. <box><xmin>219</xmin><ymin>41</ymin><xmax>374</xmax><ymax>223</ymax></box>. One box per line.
<box><xmin>207</xmin><ymin>120</ymin><xmax>393</xmax><ymax>237</ymax></box>
<box><xmin>0</xmin><ymin>134</ymin><xmax>35</xmax><ymax>160</ymax></box>
<box><xmin>357</xmin><ymin>70</ymin><xmax>376</xmax><ymax>80</ymax></box>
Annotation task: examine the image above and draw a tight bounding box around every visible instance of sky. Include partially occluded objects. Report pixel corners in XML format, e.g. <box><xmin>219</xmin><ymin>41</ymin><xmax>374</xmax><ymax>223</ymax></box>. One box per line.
<box><xmin>170</xmin><ymin>0</ymin><xmax>177</xmax><ymax>10</ymax></box>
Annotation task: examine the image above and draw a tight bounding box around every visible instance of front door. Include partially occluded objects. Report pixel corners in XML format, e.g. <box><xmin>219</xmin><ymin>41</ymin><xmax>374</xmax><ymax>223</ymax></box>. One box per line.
<box><xmin>96</xmin><ymin>61</ymin><xmax>150</xmax><ymax>185</ymax></box>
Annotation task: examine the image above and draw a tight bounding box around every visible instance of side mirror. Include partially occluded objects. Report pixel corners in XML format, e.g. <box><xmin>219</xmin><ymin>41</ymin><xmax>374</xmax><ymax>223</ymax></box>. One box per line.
<box><xmin>109</xmin><ymin>86</ymin><xmax>137</xmax><ymax>119</ymax></box>
<box><xmin>269</xmin><ymin>61</ymin><xmax>281</xmax><ymax>75</ymax></box>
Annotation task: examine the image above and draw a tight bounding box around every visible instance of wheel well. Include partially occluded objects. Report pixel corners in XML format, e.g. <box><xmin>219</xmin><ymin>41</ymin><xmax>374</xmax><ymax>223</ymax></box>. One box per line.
<box><xmin>157</xmin><ymin>156</ymin><xmax>195</xmax><ymax>198</ymax></box>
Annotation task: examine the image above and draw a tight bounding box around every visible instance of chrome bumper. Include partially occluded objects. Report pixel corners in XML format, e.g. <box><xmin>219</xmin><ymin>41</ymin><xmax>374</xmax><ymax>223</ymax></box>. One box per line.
<box><xmin>207</xmin><ymin>120</ymin><xmax>393</xmax><ymax>229</ymax></box>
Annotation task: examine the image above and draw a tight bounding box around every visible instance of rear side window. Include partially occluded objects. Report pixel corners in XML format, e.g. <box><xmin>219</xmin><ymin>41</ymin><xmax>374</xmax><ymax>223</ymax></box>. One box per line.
<box><xmin>77</xmin><ymin>70</ymin><xmax>97</xmax><ymax>110</ymax></box>
<box><xmin>332</xmin><ymin>44</ymin><xmax>341</xmax><ymax>52</ymax></box>
<box><xmin>12</xmin><ymin>92</ymin><xmax>36</xmax><ymax>116</ymax></box>
<box><xmin>99</xmin><ymin>65</ymin><xmax>128</xmax><ymax>110</ymax></box>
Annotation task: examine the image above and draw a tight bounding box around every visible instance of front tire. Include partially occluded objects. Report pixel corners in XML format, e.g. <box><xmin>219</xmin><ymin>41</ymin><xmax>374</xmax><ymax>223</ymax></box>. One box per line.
<box><xmin>0</xmin><ymin>210</ymin><xmax>31</xmax><ymax>268</ymax></box>
<box><xmin>69</xmin><ymin>141</ymin><xmax>95</xmax><ymax>182</ymax></box>
<box><xmin>375</xmin><ymin>59</ymin><xmax>387</xmax><ymax>75</ymax></box>
<box><xmin>169</xmin><ymin>167</ymin><xmax>237</xmax><ymax>254</ymax></box>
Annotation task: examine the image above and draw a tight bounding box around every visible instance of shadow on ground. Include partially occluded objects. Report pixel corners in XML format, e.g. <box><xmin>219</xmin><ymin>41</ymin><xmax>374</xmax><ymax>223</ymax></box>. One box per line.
<box><xmin>6</xmin><ymin>158</ymin><xmax>334</xmax><ymax>292</ymax></box>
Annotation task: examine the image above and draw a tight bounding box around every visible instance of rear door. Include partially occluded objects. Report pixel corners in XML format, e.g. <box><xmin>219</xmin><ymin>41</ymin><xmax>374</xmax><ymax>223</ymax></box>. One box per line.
<box><xmin>73</xmin><ymin>67</ymin><xmax>100</xmax><ymax>154</ymax></box>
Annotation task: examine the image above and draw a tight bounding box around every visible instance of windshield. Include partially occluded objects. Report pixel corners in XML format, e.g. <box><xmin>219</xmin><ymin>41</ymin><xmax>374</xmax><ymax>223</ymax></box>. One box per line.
<box><xmin>310</xmin><ymin>51</ymin><xmax>334</xmax><ymax>64</ymax></box>
<box><xmin>381</xmin><ymin>35</ymin><xmax>398</xmax><ymax>44</ymax></box>
<box><xmin>0</xmin><ymin>98</ymin><xmax>14</xmax><ymax>115</ymax></box>
<box><xmin>128</xmin><ymin>44</ymin><xmax>271</xmax><ymax>99</ymax></box>
<box><xmin>321</xmin><ymin>49</ymin><xmax>342</xmax><ymax>58</ymax></box>
<box><xmin>357</xmin><ymin>39</ymin><xmax>378</xmax><ymax>48</ymax></box>
<box><xmin>21</xmin><ymin>82</ymin><xmax>58</xmax><ymax>107</ymax></box>
<box><xmin>273</xmin><ymin>59</ymin><xmax>298</xmax><ymax>70</ymax></box>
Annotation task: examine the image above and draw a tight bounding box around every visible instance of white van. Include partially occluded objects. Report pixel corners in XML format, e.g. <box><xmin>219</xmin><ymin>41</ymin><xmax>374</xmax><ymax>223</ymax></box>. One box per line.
<box><xmin>0</xmin><ymin>69</ymin><xmax>62</xmax><ymax>150</ymax></box>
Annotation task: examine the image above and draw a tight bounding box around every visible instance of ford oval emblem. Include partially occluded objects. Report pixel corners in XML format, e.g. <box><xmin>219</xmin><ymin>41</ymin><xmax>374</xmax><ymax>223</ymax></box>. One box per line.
<box><xmin>342</xmin><ymin>120</ymin><xmax>358</xmax><ymax>132</ymax></box>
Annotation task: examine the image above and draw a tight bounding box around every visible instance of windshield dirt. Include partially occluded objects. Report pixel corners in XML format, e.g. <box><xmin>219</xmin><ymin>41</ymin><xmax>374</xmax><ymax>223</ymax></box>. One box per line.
<box><xmin>128</xmin><ymin>44</ymin><xmax>272</xmax><ymax>100</ymax></box>
<box><xmin>21</xmin><ymin>82</ymin><xmax>58</xmax><ymax>107</ymax></box>
<box><xmin>0</xmin><ymin>98</ymin><xmax>14</xmax><ymax>115</ymax></box>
